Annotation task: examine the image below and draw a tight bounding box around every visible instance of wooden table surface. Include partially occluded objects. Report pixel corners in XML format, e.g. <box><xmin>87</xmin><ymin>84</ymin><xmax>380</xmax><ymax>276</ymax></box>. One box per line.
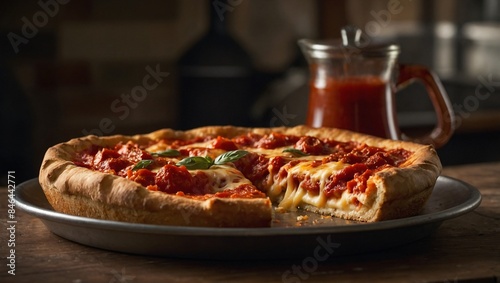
<box><xmin>1</xmin><ymin>162</ymin><xmax>499</xmax><ymax>283</ymax></box>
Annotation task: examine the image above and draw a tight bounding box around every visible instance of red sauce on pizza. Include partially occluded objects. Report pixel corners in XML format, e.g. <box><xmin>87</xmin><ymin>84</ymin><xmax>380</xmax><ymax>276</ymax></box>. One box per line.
<box><xmin>232</xmin><ymin>152</ymin><xmax>270</xmax><ymax>188</ymax></box>
<box><xmin>294</xmin><ymin>136</ymin><xmax>328</xmax><ymax>155</ymax></box>
<box><xmin>212</xmin><ymin>136</ymin><xmax>238</xmax><ymax>151</ymax></box>
<box><xmin>73</xmin><ymin>133</ymin><xmax>412</xmax><ymax>202</ymax></box>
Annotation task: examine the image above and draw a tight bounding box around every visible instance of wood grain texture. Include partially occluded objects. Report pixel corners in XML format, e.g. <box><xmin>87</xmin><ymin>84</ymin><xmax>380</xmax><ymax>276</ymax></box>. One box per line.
<box><xmin>1</xmin><ymin>162</ymin><xmax>499</xmax><ymax>283</ymax></box>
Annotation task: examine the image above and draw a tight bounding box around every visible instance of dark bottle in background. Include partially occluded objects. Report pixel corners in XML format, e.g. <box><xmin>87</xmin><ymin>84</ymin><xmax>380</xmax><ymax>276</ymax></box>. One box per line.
<box><xmin>177</xmin><ymin>0</ymin><xmax>255</xmax><ymax>129</ymax></box>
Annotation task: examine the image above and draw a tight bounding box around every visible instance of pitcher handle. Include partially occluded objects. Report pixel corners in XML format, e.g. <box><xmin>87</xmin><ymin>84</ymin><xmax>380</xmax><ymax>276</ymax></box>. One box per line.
<box><xmin>396</xmin><ymin>65</ymin><xmax>456</xmax><ymax>148</ymax></box>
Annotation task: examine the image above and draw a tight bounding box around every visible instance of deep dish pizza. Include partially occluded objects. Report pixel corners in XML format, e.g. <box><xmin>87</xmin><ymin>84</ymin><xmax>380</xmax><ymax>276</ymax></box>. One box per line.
<box><xmin>39</xmin><ymin>126</ymin><xmax>441</xmax><ymax>227</ymax></box>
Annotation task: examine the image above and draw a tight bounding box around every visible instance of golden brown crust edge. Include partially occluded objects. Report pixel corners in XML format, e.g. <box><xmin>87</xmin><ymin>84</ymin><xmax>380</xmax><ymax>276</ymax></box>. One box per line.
<box><xmin>39</xmin><ymin>125</ymin><xmax>441</xmax><ymax>225</ymax></box>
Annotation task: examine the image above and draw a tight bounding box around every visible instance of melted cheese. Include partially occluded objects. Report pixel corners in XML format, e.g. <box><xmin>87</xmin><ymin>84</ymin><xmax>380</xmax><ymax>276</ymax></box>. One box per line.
<box><xmin>265</xmin><ymin>160</ymin><xmax>364</xmax><ymax>212</ymax></box>
<box><xmin>197</xmin><ymin>165</ymin><xmax>252</xmax><ymax>192</ymax></box>
<box><xmin>145</xmin><ymin>143</ymin><xmax>167</xmax><ymax>153</ymax></box>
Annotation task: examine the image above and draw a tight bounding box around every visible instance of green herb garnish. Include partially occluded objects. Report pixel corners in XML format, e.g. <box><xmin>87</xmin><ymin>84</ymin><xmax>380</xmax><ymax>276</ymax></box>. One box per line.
<box><xmin>176</xmin><ymin>150</ymin><xmax>248</xmax><ymax>170</ymax></box>
<box><xmin>214</xmin><ymin>150</ymin><xmax>249</xmax><ymax>165</ymax></box>
<box><xmin>283</xmin><ymin>148</ymin><xmax>309</xmax><ymax>157</ymax></box>
<box><xmin>176</xmin><ymin>156</ymin><xmax>214</xmax><ymax>170</ymax></box>
<box><xmin>132</xmin><ymin>159</ymin><xmax>153</xmax><ymax>170</ymax></box>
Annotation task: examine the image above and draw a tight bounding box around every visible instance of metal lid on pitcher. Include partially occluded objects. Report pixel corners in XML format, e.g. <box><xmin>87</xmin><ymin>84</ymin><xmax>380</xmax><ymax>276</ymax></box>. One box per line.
<box><xmin>298</xmin><ymin>25</ymin><xmax>400</xmax><ymax>59</ymax></box>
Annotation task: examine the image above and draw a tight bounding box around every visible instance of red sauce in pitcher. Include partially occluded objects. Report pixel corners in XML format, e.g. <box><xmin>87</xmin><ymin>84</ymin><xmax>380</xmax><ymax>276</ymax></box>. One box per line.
<box><xmin>306</xmin><ymin>76</ymin><xmax>396</xmax><ymax>138</ymax></box>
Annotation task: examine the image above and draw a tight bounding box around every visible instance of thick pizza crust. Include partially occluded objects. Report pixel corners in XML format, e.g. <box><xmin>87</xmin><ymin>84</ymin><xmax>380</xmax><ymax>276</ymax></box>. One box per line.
<box><xmin>39</xmin><ymin>132</ymin><xmax>272</xmax><ymax>227</ymax></box>
<box><xmin>39</xmin><ymin>125</ymin><xmax>441</xmax><ymax>226</ymax></box>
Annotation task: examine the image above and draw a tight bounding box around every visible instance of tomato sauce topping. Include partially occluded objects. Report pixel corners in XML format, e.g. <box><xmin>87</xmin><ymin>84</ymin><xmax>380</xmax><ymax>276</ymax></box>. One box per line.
<box><xmin>74</xmin><ymin>142</ymin><xmax>151</xmax><ymax>176</ymax></box>
<box><xmin>212</xmin><ymin>136</ymin><xmax>238</xmax><ymax>151</ymax></box>
<box><xmin>324</xmin><ymin>163</ymin><xmax>370</xmax><ymax>198</ymax></box>
<box><xmin>73</xmin><ymin>132</ymin><xmax>413</xmax><ymax>201</ymax></box>
<box><xmin>232</xmin><ymin>152</ymin><xmax>270</xmax><ymax>190</ymax></box>
<box><xmin>295</xmin><ymin>136</ymin><xmax>329</xmax><ymax>155</ymax></box>
<box><xmin>151</xmin><ymin>165</ymin><xmax>211</xmax><ymax>195</ymax></box>
<box><xmin>253</xmin><ymin>133</ymin><xmax>300</xmax><ymax>149</ymax></box>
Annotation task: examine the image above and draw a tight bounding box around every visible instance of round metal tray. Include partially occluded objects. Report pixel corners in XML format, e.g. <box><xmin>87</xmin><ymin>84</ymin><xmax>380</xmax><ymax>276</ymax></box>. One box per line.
<box><xmin>16</xmin><ymin>176</ymin><xmax>481</xmax><ymax>260</ymax></box>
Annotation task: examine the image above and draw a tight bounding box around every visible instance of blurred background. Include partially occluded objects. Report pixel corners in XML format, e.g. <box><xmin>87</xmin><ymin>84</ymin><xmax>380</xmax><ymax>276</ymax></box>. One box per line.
<box><xmin>1</xmin><ymin>0</ymin><xmax>500</xmax><ymax>183</ymax></box>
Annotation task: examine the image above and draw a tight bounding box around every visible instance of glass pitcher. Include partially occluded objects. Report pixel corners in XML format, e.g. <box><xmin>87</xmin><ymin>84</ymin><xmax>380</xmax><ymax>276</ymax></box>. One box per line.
<box><xmin>299</xmin><ymin>27</ymin><xmax>455</xmax><ymax>148</ymax></box>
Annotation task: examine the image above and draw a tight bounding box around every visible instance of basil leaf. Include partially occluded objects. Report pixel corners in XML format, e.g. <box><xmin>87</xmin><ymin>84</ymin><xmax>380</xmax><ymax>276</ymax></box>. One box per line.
<box><xmin>283</xmin><ymin>148</ymin><xmax>309</xmax><ymax>157</ymax></box>
<box><xmin>175</xmin><ymin>150</ymin><xmax>248</xmax><ymax>170</ymax></box>
<box><xmin>214</xmin><ymin>150</ymin><xmax>249</xmax><ymax>165</ymax></box>
<box><xmin>205</xmin><ymin>156</ymin><xmax>214</xmax><ymax>164</ymax></box>
<box><xmin>132</xmin><ymin>159</ymin><xmax>153</xmax><ymax>171</ymax></box>
<box><xmin>150</xmin><ymin>149</ymin><xmax>181</xmax><ymax>157</ymax></box>
<box><xmin>176</xmin><ymin>156</ymin><xmax>213</xmax><ymax>170</ymax></box>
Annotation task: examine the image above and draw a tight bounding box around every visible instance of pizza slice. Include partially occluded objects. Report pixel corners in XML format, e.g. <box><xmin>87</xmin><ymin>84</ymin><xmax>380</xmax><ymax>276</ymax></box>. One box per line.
<box><xmin>39</xmin><ymin>126</ymin><xmax>441</xmax><ymax>227</ymax></box>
